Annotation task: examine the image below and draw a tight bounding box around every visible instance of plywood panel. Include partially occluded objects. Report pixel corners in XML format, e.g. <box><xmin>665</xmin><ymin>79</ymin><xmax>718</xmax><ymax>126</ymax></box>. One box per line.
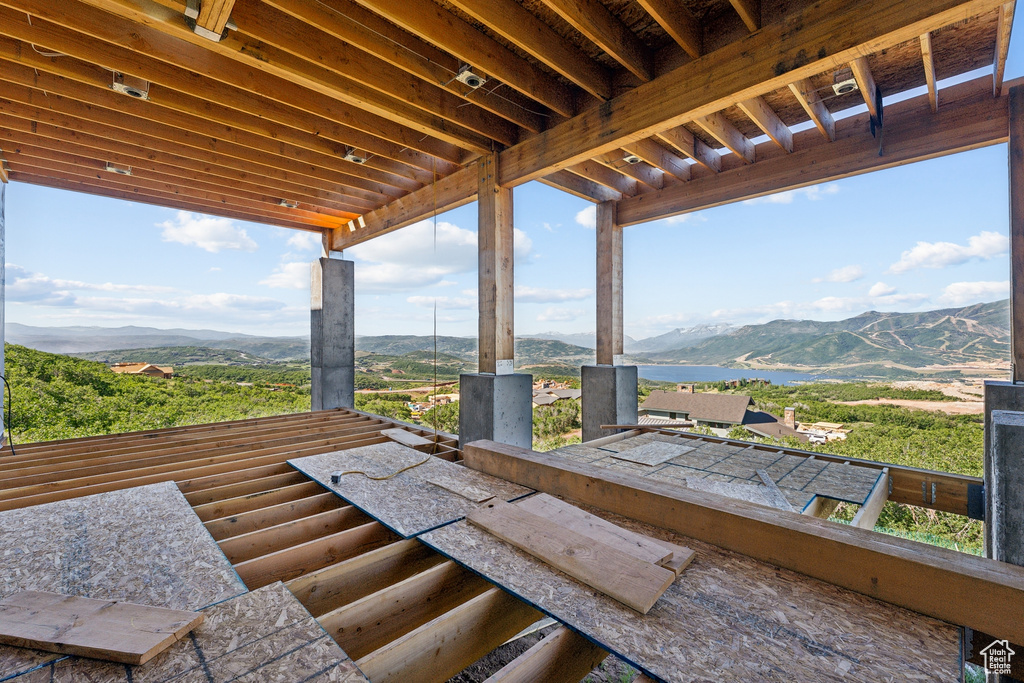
<box><xmin>289</xmin><ymin>442</ymin><xmax>531</xmax><ymax>537</ymax></box>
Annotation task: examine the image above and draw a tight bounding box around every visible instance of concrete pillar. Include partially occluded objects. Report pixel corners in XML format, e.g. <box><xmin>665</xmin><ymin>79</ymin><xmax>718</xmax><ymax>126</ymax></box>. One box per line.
<box><xmin>989</xmin><ymin>409</ymin><xmax>1024</xmax><ymax>566</ymax></box>
<box><xmin>0</xmin><ymin>184</ymin><xmax>5</xmax><ymax>444</ymax></box>
<box><xmin>310</xmin><ymin>257</ymin><xmax>354</xmax><ymax>411</ymax></box>
<box><xmin>581</xmin><ymin>365</ymin><xmax>637</xmax><ymax>442</ymax></box>
<box><xmin>461</xmin><ymin>154</ymin><xmax>532</xmax><ymax>449</ymax></box>
<box><xmin>459</xmin><ymin>373</ymin><xmax>533</xmax><ymax>450</ymax></box>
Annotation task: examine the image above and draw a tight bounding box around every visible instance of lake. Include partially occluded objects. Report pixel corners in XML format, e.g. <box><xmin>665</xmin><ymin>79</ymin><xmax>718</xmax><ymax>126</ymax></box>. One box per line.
<box><xmin>636</xmin><ymin>365</ymin><xmax>844</xmax><ymax>386</ymax></box>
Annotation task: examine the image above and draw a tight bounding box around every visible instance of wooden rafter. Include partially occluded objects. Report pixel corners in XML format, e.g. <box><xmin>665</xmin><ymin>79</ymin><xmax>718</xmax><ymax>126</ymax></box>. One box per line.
<box><xmin>349</xmin><ymin>0</ymin><xmax>575</xmax><ymax>118</ymax></box>
<box><xmin>921</xmin><ymin>32</ymin><xmax>939</xmax><ymax>112</ymax></box>
<box><xmin>737</xmin><ymin>96</ymin><xmax>793</xmax><ymax>152</ymax></box>
<box><xmin>537</xmin><ymin>0</ymin><xmax>654</xmax><ymax>80</ymax></box>
<box><xmin>445</xmin><ymin>0</ymin><xmax>612</xmax><ymax>101</ymax></box>
<box><xmin>635</xmin><ymin>0</ymin><xmax>702</xmax><ymax>59</ymax></box>
<box><xmin>598</xmin><ymin>151</ymin><xmax>664</xmax><ymax>190</ymax></box>
<box><xmin>656</xmin><ymin>126</ymin><xmax>722</xmax><ymax>172</ymax></box>
<box><xmin>850</xmin><ymin>56</ymin><xmax>880</xmax><ymax>120</ymax></box>
<box><xmin>617</xmin><ymin>76</ymin><xmax>1010</xmax><ymax>226</ymax></box>
<box><xmin>629</xmin><ymin>138</ymin><xmax>692</xmax><ymax>181</ymax></box>
<box><xmin>693</xmin><ymin>112</ymin><xmax>755</xmax><ymax>163</ymax></box>
<box><xmin>995</xmin><ymin>1</ymin><xmax>1016</xmax><ymax>95</ymax></box>
<box><xmin>538</xmin><ymin>170</ymin><xmax>622</xmax><ymax>204</ymax></box>
<box><xmin>568</xmin><ymin>161</ymin><xmax>639</xmax><ymax>197</ymax></box>
<box><xmin>195</xmin><ymin>0</ymin><xmax>235</xmax><ymax>37</ymax></box>
<box><xmin>789</xmin><ymin>78</ymin><xmax>836</xmax><ymax>142</ymax></box>
<box><xmin>728</xmin><ymin>0</ymin><xmax>760</xmax><ymax>32</ymax></box>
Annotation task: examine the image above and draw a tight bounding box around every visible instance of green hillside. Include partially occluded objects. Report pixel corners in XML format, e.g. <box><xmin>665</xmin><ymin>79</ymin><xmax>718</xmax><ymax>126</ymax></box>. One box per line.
<box><xmin>646</xmin><ymin>299</ymin><xmax>1010</xmax><ymax>373</ymax></box>
<box><xmin>4</xmin><ymin>344</ymin><xmax>309</xmax><ymax>443</ymax></box>
<box><xmin>74</xmin><ymin>346</ymin><xmax>277</xmax><ymax>365</ymax></box>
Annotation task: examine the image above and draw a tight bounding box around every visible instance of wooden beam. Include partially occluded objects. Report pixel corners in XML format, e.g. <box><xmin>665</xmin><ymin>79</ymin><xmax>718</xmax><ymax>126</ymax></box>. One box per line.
<box><xmin>851</xmin><ymin>468</ymin><xmax>889</xmax><ymax>529</ymax></box>
<box><xmin>0</xmin><ymin>157</ymin><xmax>7</xmax><ymax>183</ymax></box>
<box><xmin>995</xmin><ymin>2</ymin><xmax>1016</xmax><ymax>95</ymax></box>
<box><xmin>595</xmin><ymin>201</ymin><xmax>623</xmax><ymax>366</ymax></box>
<box><xmin>693</xmin><ymin>112</ymin><xmax>754</xmax><ymax>163</ymax></box>
<box><xmin>788</xmin><ymin>78</ymin><xmax>836</xmax><ymax>142</ymax></box>
<box><xmin>629</xmin><ymin>138</ymin><xmax>692</xmax><ymax>181</ymax></box>
<box><xmin>3</xmin><ymin>0</ymin><xmax>466</xmax><ymax>163</ymax></box>
<box><xmin>330</xmin><ymin>165</ymin><xmax>477</xmax><ymax>250</ymax></box>
<box><xmin>617</xmin><ymin>76</ymin><xmax>1010</xmax><ymax>227</ymax></box>
<box><xmin>349</xmin><ymin>0</ymin><xmax>575</xmax><ymax>118</ymax></box>
<box><xmin>850</xmin><ymin>56</ymin><xmax>880</xmax><ymax>120</ymax></box>
<box><xmin>195</xmin><ymin>0</ymin><xmax>235</xmax><ymax>36</ymax></box>
<box><xmin>567</xmin><ymin>161</ymin><xmax>638</xmax><ymax>197</ymax></box>
<box><xmin>218</xmin><ymin>505</ymin><xmax>367</xmax><ymax>564</ymax></box>
<box><xmin>484</xmin><ymin>625</ymin><xmax>608</xmax><ymax>683</ymax></box>
<box><xmin>598</xmin><ymin>151</ymin><xmax>664</xmax><ymax>189</ymax></box>
<box><xmin>656</xmin><ymin>126</ymin><xmax>721</xmax><ymax>172</ymax></box>
<box><xmin>1011</xmin><ymin>83</ymin><xmax>1024</xmax><ymax>382</ymax></box>
<box><xmin>492</xmin><ymin>0</ymin><xmax>999</xmax><ymax>186</ymax></box>
<box><xmin>737</xmin><ymin>97</ymin><xmax>793</xmax><ymax>152</ymax></box>
<box><xmin>478</xmin><ymin>153</ymin><xmax>515</xmax><ymax>375</ymax></box>
<box><xmin>462</xmin><ymin>440</ymin><xmax>1024</xmax><ymax>645</ymax></box>
<box><xmin>728</xmin><ymin>0</ymin><xmax>760</xmax><ymax>31</ymax></box>
<box><xmin>539</xmin><ymin>170</ymin><xmax>622</xmax><ymax>204</ymax></box>
<box><xmin>444</xmin><ymin>0</ymin><xmax>612</xmax><ymax>101</ymax></box>
<box><xmin>920</xmin><ymin>33</ymin><xmax>939</xmax><ymax>112</ymax></box>
<box><xmin>635</xmin><ymin>0</ymin><xmax>702</xmax><ymax>59</ymax></box>
<box><xmin>536</xmin><ymin>0</ymin><xmax>654</xmax><ymax>80</ymax></box>
<box><xmin>355</xmin><ymin>586</ymin><xmax>541</xmax><ymax>683</ymax></box>
<box><xmin>204</xmin><ymin>491</ymin><xmax>344</xmax><ymax>541</ymax></box>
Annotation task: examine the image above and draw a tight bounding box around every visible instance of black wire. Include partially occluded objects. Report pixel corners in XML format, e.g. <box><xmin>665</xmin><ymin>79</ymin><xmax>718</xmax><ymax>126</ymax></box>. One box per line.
<box><xmin>0</xmin><ymin>374</ymin><xmax>14</xmax><ymax>456</ymax></box>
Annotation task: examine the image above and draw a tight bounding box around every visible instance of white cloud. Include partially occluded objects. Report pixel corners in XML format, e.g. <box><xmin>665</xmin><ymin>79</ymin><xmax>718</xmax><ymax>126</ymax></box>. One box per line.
<box><xmin>515</xmin><ymin>286</ymin><xmax>592</xmax><ymax>303</ymax></box>
<box><xmin>208</xmin><ymin>267</ymin><xmax>222</xmax><ymax>273</ymax></box>
<box><xmin>868</xmin><ymin>282</ymin><xmax>896</xmax><ymax>297</ymax></box>
<box><xmin>260</xmin><ymin>261</ymin><xmax>309</xmax><ymax>289</ymax></box>
<box><xmin>158</xmin><ymin>211</ymin><xmax>257</xmax><ymax>253</ymax></box>
<box><xmin>537</xmin><ymin>307</ymin><xmax>585</xmax><ymax>322</ymax></box>
<box><xmin>888</xmin><ymin>230</ymin><xmax>1008</xmax><ymax>274</ymax></box>
<box><xmin>286</xmin><ymin>231</ymin><xmax>322</xmax><ymax>252</ymax></box>
<box><xmin>813</xmin><ymin>265</ymin><xmax>864</xmax><ymax>283</ymax></box>
<box><xmin>938</xmin><ymin>280</ymin><xmax>1009</xmax><ymax>306</ymax></box>
<box><xmin>661</xmin><ymin>213</ymin><xmax>704</xmax><ymax>225</ymax></box>
<box><xmin>406</xmin><ymin>295</ymin><xmax>475</xmax><ymax>310</ymax></box>
<box><xmin>347</xmin><ymin>220</ymin><xmax>531</xmax><ymax>293</ymax></box>
<box><xmin>575</xmin><ymin>205</ymin><xmax>596</xmax><ymax>229</ymax></box>
<box><xmin>708</xmin><ymin>291</ymin><xmax>928</xmax><ymax>323</ymax></box>
<box><xmin>5</xmin><ymin>264</ymin><xmax>176</xmax><ymax>306</ymax></box>
<box><xmin>743</xmin><ymin>183</ymin><xmax>840</xmax><ymax>205</ymax></box>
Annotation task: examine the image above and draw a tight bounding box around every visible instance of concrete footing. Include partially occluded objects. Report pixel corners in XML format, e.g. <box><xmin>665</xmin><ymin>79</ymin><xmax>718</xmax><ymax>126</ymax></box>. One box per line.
<box><xmin>581</xmin><ymin>365</ymin><xmax>638</xmax><ymax>443</ymax></box>
<box><xmin>458</xmin><ymin>373</ymin><xmax>533</xmax><ymax>449</ymax></box>
<box><xmin>311</xmin><ymin>258</ymin><xmax>354</xmax><ymax>411</ymax></box>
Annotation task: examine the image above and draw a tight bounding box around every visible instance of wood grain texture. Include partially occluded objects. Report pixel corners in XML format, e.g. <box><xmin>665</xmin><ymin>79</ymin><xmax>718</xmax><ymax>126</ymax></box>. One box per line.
<box><xmin>0</xmin><ymin>591</ymin><xmax>202</xmax><ymax>665</ymax></box>
<box><xmin>467</xmin><ymin>500</ymin><xmax>675</xmax><ymax>613</ymax></box>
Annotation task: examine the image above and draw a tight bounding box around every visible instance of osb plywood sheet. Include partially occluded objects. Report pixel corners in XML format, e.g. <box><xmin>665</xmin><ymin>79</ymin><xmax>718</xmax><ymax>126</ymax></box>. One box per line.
<box><xmin>551</xmin><ymin>435</ymin><xmax>881</xmax><ymax>511</ymax></box>
<box><xmin>610</xmin><ymin>442</ymin><xmax>695</xmax><ymax>467</ymax></box>
<box><xmin>8</xmin><ymin>583</ymin><xmax>368</xmax><ymax>683</ymax></box>
<box><xmin>420</xmin><ymin>515</ymin><xmax>960</xmax><ymax>683</ymax></box>
<box><xmin>0</xmin><ymin>482</ymin><xmax>245</xmax><ymax>681</ymax></box>
<box><xmin>290</xmin><ymin>443</ymin><xmax>532</xmax><ymax>538</ymax></box>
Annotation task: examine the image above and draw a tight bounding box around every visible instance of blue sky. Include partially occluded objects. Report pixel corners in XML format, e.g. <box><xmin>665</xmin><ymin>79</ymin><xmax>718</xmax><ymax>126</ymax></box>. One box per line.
<box><xmin>5</xmin><ymin>27</ymin><xmax>1023</xmax><ymax>341</ymax></box>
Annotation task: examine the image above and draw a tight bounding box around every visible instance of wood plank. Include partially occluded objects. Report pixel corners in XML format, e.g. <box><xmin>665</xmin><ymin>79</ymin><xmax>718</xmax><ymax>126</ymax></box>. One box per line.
<box><xmin>319</xmin><ymin>560</ymin><xmax>490</xmax><ymax>659</ymax></box>
<box><xmin>426</xmin><ymin>473</ymin><xmax>495</xmax><ymax>503</ymax></box>
<box><xmin>218</xmin><ymin>505</ymin><xmax>368</xmax><ymax>564</ymax></box>
<box><xmin>195</xmin><ymin>0</ymin><xmax>235</xmax><ymax>36</ymax></box>
<box><xmin>286</xmin><ymin>538</ymin><xmax>444</xmax><ymax>618</ymax></box>
<box><xmin>382</xmin><ymin>428</ymin><xmax>433</xmax><ymax>448</ymax></box>
<box><xmin>467</xmin><ymin>499</ymin><xmax>675</xmax><ymax>614</ymax></box>
<box><xmin>462</xmin><ymin>440</ymin><xmax>1024</xmax><ymax>644</ymax></box>
<box><xmin>204</xmin><ymin>491</ymin><xmax>344</xmax><ymax>540</ymax></box>
<box><xmin>636</xmin><ymin>0</ymin><xmax>701</xmax><ymax>58</ymax></box>
<box><xmin>595</xmin><ymin>201</ymin><xmax>622</xmax><ymax>366</ymax></box>
<box><xmin>657</xmin><ymin>547</ymin><xmax>696</xmax><ymax>577</ymax></box>
<box><xmin>756</xmin><ymin>469</ymin><xmax>796</xmax><ymax>512</ymax></box>
<box><xmin>516</xmin><ymin>493</ymin><xmax>672</xmax><ymax>565</ymax></box>
<box><xmin>850</xmin><ymin>56</ymin><xmax>880</xmax><ymax>120</ymax></box>
<box><xmin>788</xmin><ymin>78</ymin><xmax>836</xmax><ymax>141</ymax></box>
<box><xmin>851</xmin><ymin>468</ymin><xmax>889</xmax><ymax>529</ymax></box>
<box><xmin>484</xmin><ymin>625</ymin><xmax>608</xmax><ymax>683</ymax></box>
<box><xmin>537</xmin><ymin>0</ymin><xmax>653</xmax><ymax>80</ymax></box>
<box><xmin>728</xmin><ymin>0</ymin><xmax>760</xmax><ymax>31</ymax></box>
<box><xmin>355</xmin><ymin>586</ymin><xmax>540</xmax><ymax>683</ymax></box>
<box><xmin>0</xmin><ymin>591</ymin><xmax>201</xmax><ymax>665</ymax></box>
<box><xmin>694</xmin><ymin>112</ymin><xmax>754</xmax><ymax>162</ymax></box>
<box><xmin>478</xmin><ymin>153</ymin><xmax>515</xmax><ymax>374</ymax></box>
<box><xmin>444</xmin><ymin>0</ymin><xmax>612</xmax><ymax>101</ymax></box>
<box><xmin>192</xmin><ymin>481</ymin><xmax>326</xmax><ymax>522</ymax></box>
<box><xmin>920</xmin><ymin>32</ymin><xmax>938</xmax><ymax>112</ymax></box>
<box><xmin>737</xmin><ymin>97</ymin><xmax>793</xmax><ymax>152</ymax></box>
<box><xmin>995</xmin><ymin>2</ymin><xmax>1015</xmax><ymax>95</ymax></box>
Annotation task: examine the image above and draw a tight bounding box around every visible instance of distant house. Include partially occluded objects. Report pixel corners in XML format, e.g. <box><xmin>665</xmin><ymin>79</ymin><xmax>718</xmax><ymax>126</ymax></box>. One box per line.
<box><xmin>640</xmin><ymin>390</ymin><xmax>808</xmax><ymax>441</ymax></box>
<box><xmin>531</xmin><ymin>387</ymin><xmax>581</xmax><ymax>407</ymax></box>
<box><xmin>109</xmin><ymin>363</ymin><xmax>173</xmax><ymax>379</ymax></box>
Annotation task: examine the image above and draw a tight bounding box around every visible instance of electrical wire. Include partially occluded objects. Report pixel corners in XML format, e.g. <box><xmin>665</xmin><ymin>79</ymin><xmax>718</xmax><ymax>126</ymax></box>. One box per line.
<box><xmin>331</xmin><ymin>455</ymin><xmax>430</xmax><ymax>481</ymax></box>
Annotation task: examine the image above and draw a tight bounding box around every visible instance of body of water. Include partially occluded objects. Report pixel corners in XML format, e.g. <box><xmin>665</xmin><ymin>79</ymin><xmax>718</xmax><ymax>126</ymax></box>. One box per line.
<box><xmin>637</xmin><ymin>365</ymin><xmax>843</xmax><ymax>386</ymax></box>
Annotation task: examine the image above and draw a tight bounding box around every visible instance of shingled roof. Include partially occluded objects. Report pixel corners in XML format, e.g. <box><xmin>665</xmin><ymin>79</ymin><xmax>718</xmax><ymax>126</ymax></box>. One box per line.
<box><xmin>640</xmin><ymin>391</ymin><xmax>753</xmax><ymax>424</ymax></box>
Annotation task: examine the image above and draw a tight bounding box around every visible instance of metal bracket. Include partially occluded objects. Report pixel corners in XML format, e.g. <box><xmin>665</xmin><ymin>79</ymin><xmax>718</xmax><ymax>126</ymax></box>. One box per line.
<box><xmin>184</xmin><ymin>0</ymin><xmax>237</xmax><ymax>42</ymax></box>
<box><xmin>967</xmin><ymin>483</ymin><xmax>985</xmax><ymax>521</ymax></box>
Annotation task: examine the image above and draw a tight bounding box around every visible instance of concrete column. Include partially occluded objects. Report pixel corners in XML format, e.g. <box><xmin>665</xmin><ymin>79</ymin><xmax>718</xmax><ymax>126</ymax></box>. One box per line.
<box><xmin>989</xmin><ymin>409</ymin><xmax>1024</xmax><ymax>566</ymax></box>
<box><xmin>459</xmin><ymin>373</ymin><xmax>533</xmax><ymax>449</ymax></box>
<box><xmin>581</xmin><ymin>365</ymin><xmax>638</xmax><ymax>442</ymax></box>
<box><xmin>582</xmin><ymin>201</ymin><xmax>637</xmax><ymax>443</ymax></box>
<box><xmin>310</xmin><ymin>257</ymin><xmax>354</xmax><ymax>411</ymax></box>
<box><xmin>0</xmin><ymin>184</ymin><xmax>5</xmax><ymax>444</ymax></box>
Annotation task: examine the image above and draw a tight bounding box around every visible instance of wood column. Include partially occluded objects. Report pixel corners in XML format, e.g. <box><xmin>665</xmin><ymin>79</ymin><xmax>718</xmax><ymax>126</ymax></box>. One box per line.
<box><xmin>478</xmin><ymin>154</ymin><xmax>514</xmax><ymax>374</ymax></box>
<box><xmin>595</xmin><ymin>201</ymin><xmax>623</xmax><ymax>365</ymax></box>
<box><xmin>1010</xmin><ymin>84</ymin><xmax>1024</xmax><ymax>382</ymax></box>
